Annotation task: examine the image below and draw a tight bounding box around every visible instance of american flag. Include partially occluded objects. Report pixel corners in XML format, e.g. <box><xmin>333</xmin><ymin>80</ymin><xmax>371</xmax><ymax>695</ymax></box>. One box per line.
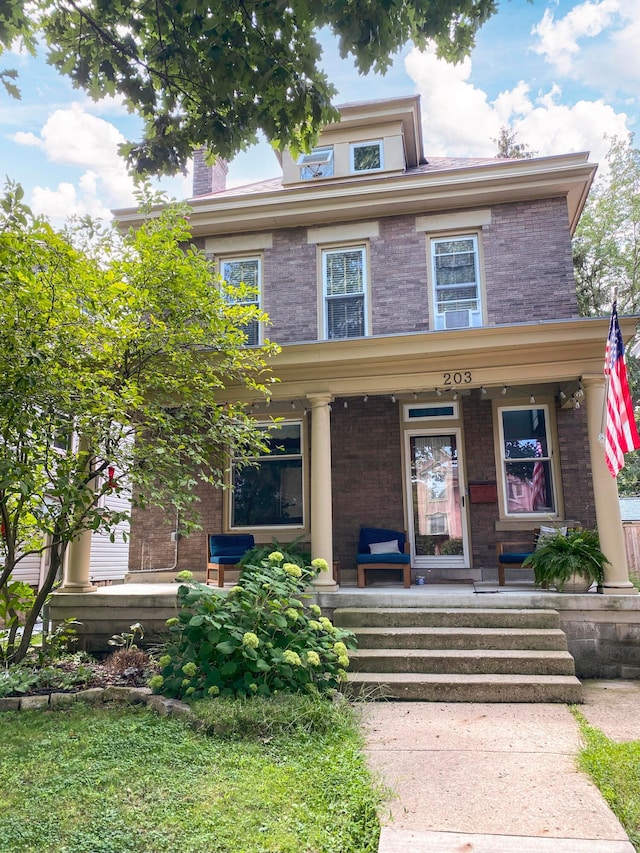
<box><xmin>604</xmin><ymin>301</ymin><xmax>640</xmax><ymax>477</ymax></box>
<box><xmin>532</xmin><ymin>440</ymin><xmax>546</xmax><ymax>509</ymax></box>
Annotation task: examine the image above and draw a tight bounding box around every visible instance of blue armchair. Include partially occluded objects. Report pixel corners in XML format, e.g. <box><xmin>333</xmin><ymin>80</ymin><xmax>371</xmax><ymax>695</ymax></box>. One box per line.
<box><xmin>206</xmin><ymin>534</ymin><xmax>255</xmax><ymax>587</ymax></box>
<box><xmin>357</xmin><ymin>527</ymin><xmax>411</xmax><ymax>588</ymax></box>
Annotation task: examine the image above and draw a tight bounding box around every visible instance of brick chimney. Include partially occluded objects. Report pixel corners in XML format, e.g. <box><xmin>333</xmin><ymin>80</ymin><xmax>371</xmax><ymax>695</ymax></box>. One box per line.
<box><xmin>192</xmin><ymin>148</ymin><xmax>228</xmax><ymax>196</ymax></box>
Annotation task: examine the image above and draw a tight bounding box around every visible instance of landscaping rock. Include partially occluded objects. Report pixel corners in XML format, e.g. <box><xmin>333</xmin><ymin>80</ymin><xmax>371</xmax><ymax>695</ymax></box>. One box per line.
<box><xmin>20</xmin><ymin>694</ymin><xmax>50</xmax><ymax>710</ymax></box>
<box><xmin>75</xmin><ymin>688</ymin><xmax>106</xmax><ymax>705</ymax></box>
<box><xmin>0</xmin><ymin>697</ymin><xmax>21</xmax><ymax>712</ymax></box>
<box><xmin>50</xmin><ymin>692</ymin><xmax>77</xmax><ymax>709</ymax></box>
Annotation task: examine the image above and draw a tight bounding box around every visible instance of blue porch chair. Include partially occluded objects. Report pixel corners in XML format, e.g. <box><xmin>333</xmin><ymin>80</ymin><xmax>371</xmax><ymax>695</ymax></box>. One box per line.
<box><xmin>206</xmin><ymin>534</ymin><xmax>255</xmax><ymax>587</ymax></box>
<box><xmin>357</xmin><ymin>527</ymin><xmax>411</xmax><ymax>588</ymax></box>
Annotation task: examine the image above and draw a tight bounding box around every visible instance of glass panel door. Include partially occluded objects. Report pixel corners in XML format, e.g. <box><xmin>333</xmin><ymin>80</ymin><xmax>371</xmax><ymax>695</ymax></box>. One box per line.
<box><xmin>406</xmin><ymin>430</ymin><xmax>469</xmax><ymax>568</ymax></box>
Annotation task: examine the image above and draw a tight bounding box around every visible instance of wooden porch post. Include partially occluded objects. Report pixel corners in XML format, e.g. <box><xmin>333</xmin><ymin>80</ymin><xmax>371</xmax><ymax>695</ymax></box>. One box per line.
<box><xmin>582</xmin><ymin>374</ymin><xmax>637</xmax><ymax>594</ymax></box>
<box><xmin>308</xmin><ymin>393</ymin><xmax>338</xmax><ymax>591</ymax></box>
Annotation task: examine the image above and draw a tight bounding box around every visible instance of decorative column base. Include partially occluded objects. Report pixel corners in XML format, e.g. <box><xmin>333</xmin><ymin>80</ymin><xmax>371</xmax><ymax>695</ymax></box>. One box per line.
<box><xmin>56</xmin><ymin>580</ymin><xmax>98</xmax><ymax>594</ymax></box>
<box><xmin>598</xmin><ymin>582</ymin><xmax>638</xmax><ymax>596</ymax></box>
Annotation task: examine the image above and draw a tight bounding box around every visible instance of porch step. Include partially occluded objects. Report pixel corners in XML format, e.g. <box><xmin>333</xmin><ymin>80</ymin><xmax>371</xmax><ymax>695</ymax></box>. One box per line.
<box><xmin>334</xmin><ymin>607</ymin><xmax>582</xmax><ymax>703</ymax></box>
<box><xmin>349</xmin><ymin>648</ymin><xmax>576</xmax><ymax>676</ymax></box>
<box><xmin>345</xmin><ymin>673</ymin><xmax>583</xmax><ymax>703</ymax></box>
<box><xmin>353</xmin><ymin>626</ymin><xmax>568</xmax><ymax>651</ymax></box>
<box><xmin>334</xmin><ymin>607</ymin><xmax>561</xmax><ymax>629</ymax></box>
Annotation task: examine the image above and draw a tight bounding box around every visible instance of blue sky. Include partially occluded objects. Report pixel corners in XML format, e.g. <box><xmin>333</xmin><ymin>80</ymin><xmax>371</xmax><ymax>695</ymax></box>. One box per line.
<box><xmin>0</xmin><ymin>0</ymin><xmax>637</xmax><ymax>223</ymax></box>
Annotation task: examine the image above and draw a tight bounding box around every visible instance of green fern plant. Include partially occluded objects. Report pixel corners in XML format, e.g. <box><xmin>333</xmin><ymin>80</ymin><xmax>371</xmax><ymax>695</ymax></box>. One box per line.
<box><xmin>523</xmin><ymin>529</ymin><xmax>608</xmax><ymax>591</ymax></box>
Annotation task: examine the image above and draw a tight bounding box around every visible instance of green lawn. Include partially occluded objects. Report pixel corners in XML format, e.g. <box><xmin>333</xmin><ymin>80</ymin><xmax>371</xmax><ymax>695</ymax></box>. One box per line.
<box><xmin>0</xmin><ymin>696</ymin><xmax>382</xmax><ymax>853</ymax></box>
<box><xmin>573</xmin><ymin>708</ymin><xmax>640</xmax><ymax>851</ymax></box>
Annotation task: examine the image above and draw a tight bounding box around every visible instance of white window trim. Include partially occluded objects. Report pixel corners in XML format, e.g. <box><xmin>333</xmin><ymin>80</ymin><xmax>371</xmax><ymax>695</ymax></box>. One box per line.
<box><xmin>429</xmin><ymin>233</ymin><xmax>484</xmax><ymax>331</ymax></box>
<box><xmin>321</xmin><ymin>244</ymin><xmax>369</xmax><ymax>340</ymax></box>
<box><xmin>229</xmin><ymin>419</ymin><xmax>306</xmax><ymax>531</ymax></box>
<box><xmin>219</xmin><ymin>255</ymin><xmax>262</xmax><ymax>346</ymax></box>
<box><xmin>403</xmin><ymin>402</ymin><xmax>460</xmax><ymax>422</ymax></box>
<box><xmin>495</xmin><ymin>401</ymin><xmax>562</xmax><ymax>520</ymax></box>
<box><xmin>350</xmin><ymin>140</ymin><xmax>384</xmax><ymax>173</ymax></box>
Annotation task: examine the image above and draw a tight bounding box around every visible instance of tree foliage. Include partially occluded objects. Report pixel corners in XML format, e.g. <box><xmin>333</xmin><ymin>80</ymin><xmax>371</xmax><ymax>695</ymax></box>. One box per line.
<box><xmin>0</xmin><ymin>183</ymin><xmax>278</xmax><ymax>662</ymax></box>
<box><xmin>1</xmin><ymin>0</ymin><xmax>498</xmax><ymax>174</ymax></box>
<box><xmin>494</xmin><ymin>126</ymin><xmax>537</xmax><ymax>159</ymax></box>
<box><xmin>573</xmin><ymin>135</ymin><xmax>640</xmax><ymax>494</ymax></box>
<box><xmin>574</xmin><ymin>135</ymin><xmax>640</xmax><ymax>317</ymax></box>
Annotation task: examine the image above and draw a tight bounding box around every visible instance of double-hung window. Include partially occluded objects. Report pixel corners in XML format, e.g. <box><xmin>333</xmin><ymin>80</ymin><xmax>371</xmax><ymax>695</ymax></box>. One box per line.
<box><xmin>498</xmin><ymin>405</ymin><xmax>557</xmax><ymax>516</ymax></box>
<box><xmin>431</xmin><ymin>235</ymin><xmax>482</xmax><ymax>330</ymax></box>
<box><xmin>231</xmin><ymin>422</ymin><xmax>304</xmax><ymax>528</ymax></box>
<box><xmin>322</xmin><ymin>246</ymin><xmax>367</xmax><ymax>339</ymax></box>
<box><xmin>220</xmin><ymin>256</ymin><xmax>261</xmax><ymax>346</ymax></box>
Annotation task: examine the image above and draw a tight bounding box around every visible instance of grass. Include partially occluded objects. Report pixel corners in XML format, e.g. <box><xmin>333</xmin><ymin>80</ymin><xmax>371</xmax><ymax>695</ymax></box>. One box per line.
<box><xmin>0</xmin><ymin>694</ymin><xmax>382</xmax><ymax>853</ymax></box>
<box><xmin>572</xmin><ymin>707</ymin><xmax>640</xmax><ymax>851</ymax></box>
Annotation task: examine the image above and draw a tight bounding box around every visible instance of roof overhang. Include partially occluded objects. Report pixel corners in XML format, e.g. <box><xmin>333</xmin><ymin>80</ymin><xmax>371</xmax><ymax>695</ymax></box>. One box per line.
<box><xmin>114</xmin><ymin>151</ymin><xmax>596</xmax><ymax>237</ymax></box>
<box><xmin>220</xmin><ymin>316</ymin><xmax>638</xmax><ymax>402</ymax></box>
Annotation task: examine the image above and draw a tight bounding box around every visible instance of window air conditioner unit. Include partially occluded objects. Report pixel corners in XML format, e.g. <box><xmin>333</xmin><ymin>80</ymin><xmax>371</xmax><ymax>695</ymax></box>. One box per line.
<box><xmin>443</xmin><ymin>309</ymin><xmax>471</xmax><ymax>329</ymax></box>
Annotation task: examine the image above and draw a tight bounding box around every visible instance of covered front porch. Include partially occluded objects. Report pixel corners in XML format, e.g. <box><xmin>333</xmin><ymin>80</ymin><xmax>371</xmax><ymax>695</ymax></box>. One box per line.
<box><xmin>47</xmin><ymin>579</ymin><xmax>640</xmax><ymax>680</ymax></box>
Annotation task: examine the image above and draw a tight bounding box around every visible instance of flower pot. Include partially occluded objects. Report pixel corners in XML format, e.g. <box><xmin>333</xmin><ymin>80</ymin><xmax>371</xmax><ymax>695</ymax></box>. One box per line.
<box><xmin>555</xmin><ymin>573</ymin><xmax>594</xmax><ymax>593</ymax></box>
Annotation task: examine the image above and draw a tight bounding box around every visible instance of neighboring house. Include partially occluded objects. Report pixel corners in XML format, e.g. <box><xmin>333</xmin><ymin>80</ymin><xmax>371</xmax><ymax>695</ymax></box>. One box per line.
<box><xmin>116</xmin><ymin>95</ymin><xmax>636</xmax><ymax>593</ymax></box>
<box><xmin>11</xmin><ymin>475</ymin><xmax>130</xmax><ymax>590</ymax></box>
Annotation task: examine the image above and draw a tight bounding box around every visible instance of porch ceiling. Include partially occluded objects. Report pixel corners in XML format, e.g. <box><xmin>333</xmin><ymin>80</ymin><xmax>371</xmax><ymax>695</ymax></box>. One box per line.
<box><xmin>219</xmin><ymin>316</ymin><xmax>639</xmax><ymax>402</ymax></box>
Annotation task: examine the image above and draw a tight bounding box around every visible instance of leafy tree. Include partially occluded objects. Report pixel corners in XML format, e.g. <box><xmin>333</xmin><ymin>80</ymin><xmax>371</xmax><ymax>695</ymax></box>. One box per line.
<box><xmin>574</xmin><ymin>135</ymin><xmax>640</xmax><ymax>317</ymax></box>
<box><xmin>1</xmin><ymin>0</ymin><xmax>498</xmax><ymax>174</ymax></box>
<box><xmin>572</xmin><ymin>135</ymin><xmax>640</xmax><ymax>494</ymax></box>
<box><xmin>494</xmin><ymin>126</ymin><xmax>537</xmax><ymax>159</ymax></box>
<box><xmin>0</xmin><ymin>183</ymin><xmax>278</xmax><ymax>662</ymax></box>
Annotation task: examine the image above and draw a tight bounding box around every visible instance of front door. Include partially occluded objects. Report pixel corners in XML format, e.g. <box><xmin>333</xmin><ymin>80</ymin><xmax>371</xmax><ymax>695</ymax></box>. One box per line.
<box><xmin>405</xmin><ymin>430</ymin><xmax>469</xmax><ymax>569</ymax></box>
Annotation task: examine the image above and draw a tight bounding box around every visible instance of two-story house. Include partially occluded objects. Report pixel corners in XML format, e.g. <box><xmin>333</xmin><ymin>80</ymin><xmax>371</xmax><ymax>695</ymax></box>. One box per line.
<box><xmin>117</xmin><ymin>95</ymin><xmax>636</xmax><ymax>595</ymax></box>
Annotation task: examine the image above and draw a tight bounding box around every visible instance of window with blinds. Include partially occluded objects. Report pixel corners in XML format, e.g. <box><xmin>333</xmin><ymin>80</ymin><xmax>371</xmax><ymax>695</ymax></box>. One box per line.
<box><xmin>431</xmin><ymin>236</ymin><xmax>483</xmax><ymax>330</ymax></box>
<box><xmin>322</xmin><ymin>247</ymin><xmax>367</xmax><ymax>339</ymax></box>
<box><xmin>220</xmin><ymin>257</ymin><xmax>261</xmax><ymax>346</ymax></box>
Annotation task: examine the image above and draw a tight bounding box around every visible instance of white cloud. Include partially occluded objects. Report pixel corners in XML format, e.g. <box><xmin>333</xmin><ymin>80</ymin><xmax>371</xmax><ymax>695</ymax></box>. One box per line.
<box><xmin>9</xmin><ymin>101</ymin><xmax>190</xmax><ymax>222</ymax></box>
<box><xmin>404</xmin><ymin>46</ymin><xmax>630</xmax><ymax>166</ymax></box>
<box><xmin>532</xmin><ymin>0</ymin><xmax>620</xmax><ymax>74</ymax></box>
<box><xmin>531</xmin><ymin>0</ymin><xmax>639</xmax><ymax>103</ymax></box>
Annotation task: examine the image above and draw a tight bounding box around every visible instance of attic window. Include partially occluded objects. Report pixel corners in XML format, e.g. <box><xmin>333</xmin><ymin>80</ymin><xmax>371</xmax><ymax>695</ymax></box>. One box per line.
<box><xmin>351</xmin><ymin>140</ymin><xmax>383</xmax><ymax>173</ymax></box>
<box><xmin>298</xmin><ymin>146</ymin><xmax>334</xmax><ymax>180</ymax></box>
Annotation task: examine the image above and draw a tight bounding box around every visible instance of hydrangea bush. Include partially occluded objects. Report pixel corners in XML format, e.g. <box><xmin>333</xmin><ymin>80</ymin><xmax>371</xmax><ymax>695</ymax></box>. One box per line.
<box><xmin>150</xmin><ymin>553</ymin><xmax>357</xmax><ymax>700</ymax></box>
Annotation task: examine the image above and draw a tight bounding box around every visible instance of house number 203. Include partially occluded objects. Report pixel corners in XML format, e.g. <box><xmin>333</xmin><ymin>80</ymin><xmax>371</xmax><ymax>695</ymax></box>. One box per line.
<box><xmin>443</xmin><ymin>371</ymin><xmax>472</xmax><ymax>385</ymax></box>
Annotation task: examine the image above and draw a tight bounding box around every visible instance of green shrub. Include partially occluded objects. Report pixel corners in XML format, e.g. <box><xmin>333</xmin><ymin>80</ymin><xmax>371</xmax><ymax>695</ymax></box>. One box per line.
<box><xmin>238</xmin><ymin>536</ymin><xmax>311</xmax><ymax>572</ymax></box>
<box><xmin>152</xmin><ymin>554</ymin><xmax>356</xmax><ymax>700</ymax></box>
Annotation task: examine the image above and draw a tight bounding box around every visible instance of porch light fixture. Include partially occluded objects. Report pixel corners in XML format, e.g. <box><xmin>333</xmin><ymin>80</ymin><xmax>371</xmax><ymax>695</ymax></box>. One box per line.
<box><xmin>436</xmin><ymin>388</ymin><xmax>442</xmax><ymax>396</ymax></box>
<box><xmin>291</xmin><ymin>401</ymin><xmax>296</xmax><ymax>409</ymax></box>
<box><xmin>559</xmin><ymin>390</ymin><xmax>566</xmax><ymax>400</ymax></box>
<box><xmin>363</xmin><ymin>394</ymin><xmax>368</xmax><ymax>402</ymax></box>
<box><xmin>575</xmin><ymin>384</ymin><xmax>584</xmax><ymax>400</ymax></box>
<box><xmin>413</xmin><ymin>392</ymin><xmax>418</xmax><ymax>399</ymax></box>
<box><xmin>501</xmin><ymin>386</ymin><xmax>507</xmax><ymax>395</ymax></box>
<box><xmin>391</xmin><ymin>394</ymin><xmax>396</xmax><ymax>403</ymax></box>
<box><xmin>530</xmin><ymin>394</ymin><xmax>535</xmax><ymax>404</ymax></box>
<box><xmin>343</xmin><ymin>400</ymin><xmax>348</xmax><ymax>408</ymax></box>
<box><xmin>480</xmin><ymin>386</ymin><xmax>487</xmax><ymax>395</ymax></box>
<box><xmin>453</xmin><ymin>391</ymin><xmax>458</xmax><ymax>400</ymax></box>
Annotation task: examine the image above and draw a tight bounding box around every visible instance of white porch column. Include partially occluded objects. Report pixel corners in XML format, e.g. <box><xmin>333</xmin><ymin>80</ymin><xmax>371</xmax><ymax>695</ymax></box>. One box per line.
<box><xmin>308</xmin><ymin>393</ymin><xmax>338</xmax><ymax>591</ymax></box>
<box><xmin>582</xmin><ymin>374</ymin><xmax>637</xmax><ymax>594</ymax></box>
<box><xmin>58</xmin><ymin>436</ymin><xmax>97</xmax><ymax>593</ymax></box>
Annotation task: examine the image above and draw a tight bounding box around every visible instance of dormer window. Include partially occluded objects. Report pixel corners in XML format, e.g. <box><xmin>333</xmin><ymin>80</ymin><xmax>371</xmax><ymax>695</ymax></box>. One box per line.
<box><xmin>298</xmin><ymin>146</ymin><xmax>334</xmax><ymax>180</ymax></box>
<box><xmin>350</xmin><ymin>140</ymin><xmax>383</xmax><ymax>173</ymax></box>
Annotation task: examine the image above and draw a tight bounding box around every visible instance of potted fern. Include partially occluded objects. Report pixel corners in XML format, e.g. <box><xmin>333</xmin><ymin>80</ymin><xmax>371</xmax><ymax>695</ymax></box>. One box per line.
<box><xmin>522</xmin><ymin>528</ymin><xmax>608</xmax><ymax>592</ymax></box>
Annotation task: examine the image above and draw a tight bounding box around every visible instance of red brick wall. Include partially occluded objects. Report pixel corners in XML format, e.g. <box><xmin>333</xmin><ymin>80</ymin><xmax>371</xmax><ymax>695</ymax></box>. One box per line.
<box><xmin>483</xmin><ymin>198</ymin><xmax>578</xmax><ymax>324</ymax></box>
<box><xmin>330</xmin><ymin>395</ymin><xmax>405</xmax><ymax>571</ymax></box>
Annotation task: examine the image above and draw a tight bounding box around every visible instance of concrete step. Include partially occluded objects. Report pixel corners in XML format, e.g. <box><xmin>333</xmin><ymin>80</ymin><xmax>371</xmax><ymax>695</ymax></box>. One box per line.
<box><xmin>352</xmin><ymin>626</ymin><xmax>568</xmax><ymax>651</ymax></box>
<box><xmin>346</xmin><ymin>672</ymin><xmax>583</xmax><ymax>703</ymax></box>
<box><xmin>334</xmin><ymin>607</ymin><xmax>561</xmax><ymax>629</ymax></box>
<box><xmin>349</xmin><ymin>648</ymin><xmax>576</xmax><ymax>676</ymax></box>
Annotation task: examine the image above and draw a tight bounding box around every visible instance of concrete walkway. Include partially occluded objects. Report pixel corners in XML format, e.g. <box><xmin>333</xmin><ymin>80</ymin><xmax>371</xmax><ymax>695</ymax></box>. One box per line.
<box><xmin>361</xmin><ymin>680</ymin><xmax>640</xmax><ymax>852</ymax></box>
